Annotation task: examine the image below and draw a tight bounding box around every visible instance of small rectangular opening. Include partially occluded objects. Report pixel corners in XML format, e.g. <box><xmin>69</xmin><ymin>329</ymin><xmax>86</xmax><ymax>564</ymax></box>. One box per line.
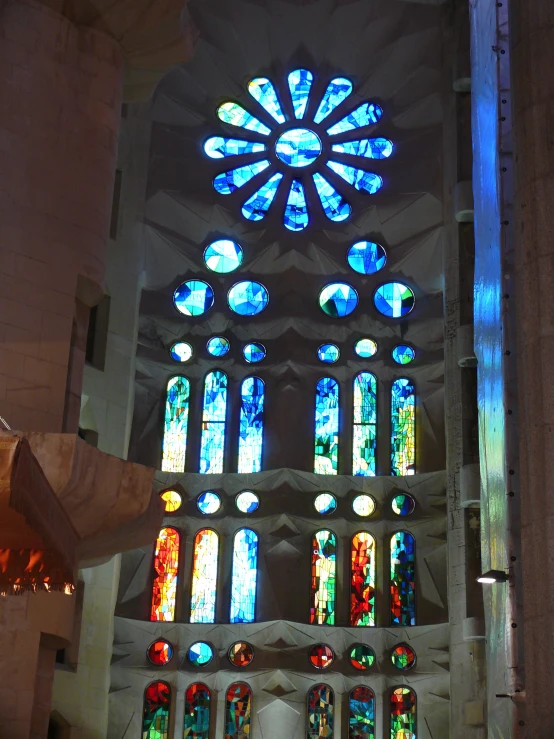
<box><xmin>85</xmin><ymin>295</ymin><xmax>110</xmax><ymax>370</ymax></box>
<box><xmin>110</xmin><ymin>169</ymin><xmax>123</xmax><ymax>240</ymax></box>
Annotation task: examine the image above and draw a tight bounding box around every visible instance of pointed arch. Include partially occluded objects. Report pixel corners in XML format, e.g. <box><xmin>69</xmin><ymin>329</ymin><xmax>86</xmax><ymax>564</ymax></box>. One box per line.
<box><xmin>353</xmin><ymin>372</ymin><xmax>377</xmax><ymax>476</ymax></box>
<box><xmin>350</xmin><ymin>532</ymin><xmax>376</xmax><ymax>626</ymax></box>
<box><xmin>142</xmin><ymin>681</ymin><xmax>171</xmax><ymax>739</ymax></box>
<box><xmin>310</xmin><ymin>530</ymin><xmax>336</xmax><ymax>625</ymax></box>
<box><xmin>238</xmin><ymin>376</ymin><xmax>265</xmax><ymax>473</ymax></box>
<box><xmin>390</xmin><ymin>687</ymin><xmax>416</xmax><ymax>739</ymax></box>
<box><xmin>184</xmin><ymin>682</ymin><xmax>211</xmax><ymax>739</ymax></box>
<box><xmin>391</xmin><ymin>378</ymin><xmax>415</xmax><ymax>475</ymax></box>
<box><xmin>190</xmin><ymin>528</ymin><xmax>219</xmax><ymax>623</ymax></box>
<box><xmin>199</xmin><ymin>370</ymin><xmax>228</xmax><ymax>473</ymax></box>
<box><xmin>314</xmin><ymin>377</ymin><xmax>339</xmax><ymax>474</ymax></box>
<box><xmin>307</xmin><ymin>683</ymin><xmax>334</xmax><ymax>739</ymax></box>
<box><xmin>161</xmin><ymin>376</ymin><xmax>190</xmax><ymax>472</ymax></box>
<box><xmin>150</xmin><ymin>527</ymin><xmax>179</xmax><ymax>622</ymax></box>
<box><xmin>390</xmin><ymin>531</ymin><xmax>416</xmax><ymax>626</ymax></box>
<box><xmin>230</xmin><ymin>528</ymin><xmax>259</xmax><ymax>623</ymax></box>
<box><xmin>225</xmin><ymin>682</ymin><xmax>252</xmax><ymax>739</ymax></box>
<box><xmin>349</xmin><ymin>686</ymin><xmax>375</xmax><ymax>739</ymax></box>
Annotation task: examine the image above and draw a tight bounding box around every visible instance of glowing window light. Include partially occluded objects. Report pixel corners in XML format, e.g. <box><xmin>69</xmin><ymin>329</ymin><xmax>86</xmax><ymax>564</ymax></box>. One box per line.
<box><xmin>170</xmin><ymin>342</ymin><xmax>193</xmax><ymax>362</ymax></box>
<box><xmin>184</xmin><ymin>683</ymin><xmax>211</xmax><ymax>739</ymax></box>
<box><xmin>374</xmin><ymin>282</ymin><xmax>415</xmax><ymax>318</ymax></box>
<box><xmin>196</xmin><ymin>491</ymin><xmax>221</xmax><ymax>515</ymax></box>
<box><xmin>349</xmin><ymin>686</ymin><xmax>375</xmax><ymax>739</ymax></box>
<box><xmin>391</xmin><ymin>644</ymin><xmax>416</xmax><ymax>671</ymax></box>
<box><xmin>355</xmin><ymin>338</ymin><xmax>378</xmax><ymax>358</ymax></box>
<box><xmin>353</xmin><ymin>372</ymin><xmax>377</xmax><ymax>476</ymax></box>
<box><xmin>204</xmin><ymin>239</ymin><xmax>243</xmax><ymax>273</ymax></box>
<box><xmin>307</xmin><ymin>684</ymin><xmax>334</xmax><ymax>739</ymax></box>
<box><xmin>275</xmin><ymin>128</ymin><xmax>322</xmax><ymax>167</ymax></box>
<box><xmin>333</xmin><ymin>137</ymin><xmax>393</xmax><ymax>160</ymax></box>
<box><xmin>352</xmin><ymin>494</ymin><xmax>376</xmax><ymax>517</ymax></box>
<box><xmin>318</xmin><ymin>344</ymin><xmax>340</xmax><ymax>363</ymax></box>
<box><xmin>350</xmin><ymin>532</ymin><xmax>376</xmax><ymax>627</ymax></box>
<box><xmin>248</xmin><ymin>77</ymin><xmax>286</xmax><ymax>123</ymax></box>
<box><xmin>391</xmin><ymin>687</ymin><xmax>416</xmax><ymax>739</ymax></box>
<box><xmin>236</xmin><ymin>491</ymin><xmax>259</xmax><ymax>513</ymax></box>
<box><xmin>160</xmin><ymin>490</ymin><xmax>182</xmax><ymax>513</ymax></box>
<box><xmin>190</xmin><ymin>529</ymin><xmax>219</xmax><ymax>623</ymax></box>
<box><xmin>288</xmin><ymin>68</ymin><xmax>313</xmax><ymax>119</ymax></box>
<box><xmin>142</xmin><ymin>681</ymin><xmax>171</xmax><ymax>739</ymax></box>
<box><xmin>243</xmin><ymin>342</ymin><xmax>266</xmax><ymax>363</ymax></box>
<box><xmin>314</xmin><ymin>377</ymin><xmax>339</xmax><ymax>475</ymax></box>
<box><xmin>347</xmin><ymin>241</ymin><xmax>387</xmax><ymax>275</ymax></box>
<box><xmin>238</xmin><ymin>377</ymin><xmax>264</xmax><ymax>473</ymax></box>
<box><xmin>174</xmin><ymin>280</ymin><xmax>214</xmax><ymax>317</ymax></box>
<box><xmin>310</xmin><ymin>530</ymin><xmax>336</xmax><ymax>625</ymax></box>
<box><xmin>319</xmin><ymin>282</ymin><xmax>358</xmax><ymax>318</ymax></box>
<box><xmin>314</xmin><ymin>77</ymin><xmax>353</xmax><ymax>122</ymax></box>
<box><xmin>230</xmin><ymin>528</ymin><xmax>259</xmax><ymax>623</ymax></box>
<box><xmin>217</xmin><ymin>102</ymin><xmax>271</xmax><ymax>135</ymax></box>
<box><xmin>284</xmin><ymin>178</ymin><xmax>309</xmax><ymax>231</ymax></box>
<box><xmin>204</xmin><ymin>137</ymin><xmax>266</xmax><ymax>159</ymax></box>
<box><xmin>313</xmin><ymin>172</ymin><xmax>352</xmax><ymax>222</ymax></box>
<box><xmin>392</xmin><ymin>344</ymin><xmax>416</xmax><ymax>365</ymax></box>
<box><xmin>150</xmin><ymin>527</ymin><xmax>179</xmax><ymax>622</ymax></box>
<box><xmin>225</xmin><ymin>683</ymin><xmax>252</xmax><ymax>739</ymax></box>
<box><xmin>161</xmin><ymin>376</ymin><xmax>189</xmax><ymax>473</ymax></box>
<box><xmin>314</xmin><ymin>492</ymin><xmax>337</xmax><ymax>515</ymax></box>
<box><xmin>242</xmin><ymin>172</ymin><xmax>283</xmax><ymax>221</ymax></box>
<box><xmin>199</xmin><ymin>371</ymin><xmax>227</xmax><ymax>474</ymax></box>
<box><xmin>207</xmin><ymin>337</ymin><xmax>230</xmax><ymax>357</ymax></box>
<box><xmin>327</xmin><ymin>161</ymin><xmax>382</xmax><ymax>195</ymax></box>
<box><xmin>349</xmin><ymin>644</ymin><xmax>376</xmax><ymax>671</ymax></box>
<box><xmin>147</xmin><ymin>640</ymin><xmax>173</xmax><ymax>666</ymax></box>
<box><xmin>326</xmin><ymin>101</ymin><xmax>383</xmax><ymax>135</ymax></box>
<box><xmin>391</xmin><ymin>378</ymin><xmax>415</xmax><ymax>476</ymax></box>
<box><xmin>390</xmin><ymin>532</ymin><xmax>416</xmax><ymax>626</ymax></box>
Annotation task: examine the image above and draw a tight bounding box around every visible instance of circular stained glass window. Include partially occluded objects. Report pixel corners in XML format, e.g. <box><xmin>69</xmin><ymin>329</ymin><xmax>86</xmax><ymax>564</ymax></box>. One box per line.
<box><xmin>148</xmin><ymin>639</ymin><xmax>174</xmax><ymax>666</ymax></box>
<box><xmin>228</xmin><ymin>281</ymin><xmax>269</xmax><ymax>316</ymax></box>
<box><xmin>314</xmin><ymin>493</ymin><xmax>337</xmax><ymax>515</ymax></box>
<box><xmin>318</xmin><ymin>344</ymin><xmax>340</xmax><ymax>363</ymax></box>
<box><xmin>319</xmin><ymin>283</ymin><xmax>358</xmax><ymax>318</ymax></box>
<box><xmin>207</xmin><ymin>337</ymin><xmax>230</xmax><ymax>357</ymax></box>
<box><xmin>392</xmin><ymin>344</ymin><xmax>416</xmax><ymax>364</ymax></box>
<box><xmin>309</xmin><ymin>644</ymin><xmax>334</xmax><ymax>669</ymax></box>
<box><xmin>354</xmin><ymin>338</ymin><xmax>378</xmax><ymax>358</ymax></box>
<box><xmin>160</xmin><ymin>489</ymin><xmax>182</xmax><ymax>513</ymax></box>
<box><xmin>174</xmin><ymin>280</ymin><xmax>214</xmax><ymax>317</ymax></box>
<box><xmin>197</xmin><ymin>491</ymin><xmax>221</xmax><ymax>515</ymax></box>
<box><xmin>391</xmin><ymin>644</ymin><xmax>416</xmax><ymax>670</ymax></box>
<box><xmin>392</xmin><ymin>493</ymin><xmax>416</xmax><ymax>516</ymax></box>
<box><xmin>187</xmin><ymin>641</ymin><xmax>214</xmax><ymax>667</ymax></box>
<box><xmin>170</xmin><ymin>342</ymin><xmax>193</xmax><ymax>362</ymax></box>
<box><xmin>204</xmin><ymin>239</ymin><xmax>243</xmax><ymax>273</ymax></box>
<box><xmin>352</xmin><ymin>494</ymin><xmax>376</xmax><ymax>517</ymax></box>
<box><xmin>228</xmin><ymin>641</ymin><xmax>254</xmax><ymax>667</ymax></box>
<box><xmin>275</xmin><ymin>128</ymin><xmax>322</xmax><ymax>167</ymax></box>
<box><xmin>347</xmin><ymin>241</ymin><xmax>387</xmax><ymax>275</ymax></box>
<box><xmin>374</xmin><ymin>282</ymin><xmax>415</xmax><ymax>318</ymax></box>
<box><xmin>236</xmin><ymin>491</ymin><xmax>260</xmax><ymax>513</ymax></box>
<box><xmin>349</xmin><ymin>644</ymin><xmax>376</xmax><ymax>671</ymax></box>
<box><xmin>243</xmin><ymin>343</ymin><xmax>266</xmax><ymax>363</ymax></box>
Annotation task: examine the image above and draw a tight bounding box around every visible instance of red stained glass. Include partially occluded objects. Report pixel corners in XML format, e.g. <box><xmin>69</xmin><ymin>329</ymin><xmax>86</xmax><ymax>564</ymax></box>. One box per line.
<box><xmin>147</xmin><ymin>639</ymin><xmax>173</xmax><ymax>666</ymax></box>
<box><xmin>143</xmin><ymin>681</ymin><xmax>171</xmax><ymax>739</ymax></box>
<box><xmin>350</xmin><ymin>532</ymin><xmax>376</xmax><ymax>626</ymax></box>
<box><xmin>351</xmin><ymin>686</ymin><xmax>373</xmax><ymax>703</ymax></box>
<box><xmin>309</xmin><ymin>643</ymin><xmax>334</xmax><ymax>669</ymax></box>
<box><xmin>391</xmin><ymin>644</ymin><xmax>416</xmax><ymax>670</ymax></box>
<box><xmin>228</xmin><ymin>641</ymin><xmax>254</xmax><ymax>667</ymax></box>
<box><xmin>150</xmin><ymin>527</ymin><xmax>180</xmax><ymax>622</ymax></box>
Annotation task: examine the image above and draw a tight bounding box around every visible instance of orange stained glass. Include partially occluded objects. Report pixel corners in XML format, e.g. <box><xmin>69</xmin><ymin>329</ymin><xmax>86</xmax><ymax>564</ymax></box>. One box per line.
<box><xmin>150</xmin><ymin>527</ymin><xmax>180</xmax><ymax>622</ymax></box>
<box><xmin>160</xmin><ymin>490</ymin><xmax>183</xmax><ymax>513</ymax></box>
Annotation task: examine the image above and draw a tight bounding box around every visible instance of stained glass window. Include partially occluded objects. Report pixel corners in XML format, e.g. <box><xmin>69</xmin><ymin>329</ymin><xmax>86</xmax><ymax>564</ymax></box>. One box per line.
<box><xmin>310</xmin><ymin>530</ymin><xmax>336</xmax><ymax>625</ymax></box>
<box><xmin>174</xmin><ymin>281</ymin><xmax>214</xmax><ymax>317</ymax></box>
<box><xmin>160</xmin><ymin>489</ymin><xmax>182</xmax><ymax>513</ymax></box>
<box><xmin>390</xmin><ymin>532</ymin><xmax>416</xmax><ymax>626</ymax></box>
<box><xmin>236</xmin><ymin>491</ymin><xmax>260</xmax><ymax>513</ymax></box>
<box><xmin>199</xmin><ymin>371</ymin><xmax>227</xmax><ymax>474</ymax></box>
<box><xmin>391</xmin><ymin>378</ymin><xmax>415</xmax><ymax>475</ymax></box>
<box><xmin>204</xmin><ymin>239</ymin><xmax>243</xmax><ymax>273</ymax></box>
<box><xmin>184</xmin><ymin>683</ymin><xmax>211</xmax><ymax>739</ymax></box>
<box><xmin>288</xmin><ymin>68</ymin><xmax>313</xmax><ymax>118</ymax></box>
<box><xmin>143</xmin><ymin>682</ymin><xmax>171</xmax><ymax>739</ymax></box>
<box><xmin>284</xmin><ymin>178</ymin><xmax>309</xmax><ymax>231</ymax></box>
<box><xmin>228</xmin><ymin>642</ymin><xmax>254</xmax><ymax>667</ymax></box>
<box><xmin>214</xmin><ymin>160</ymin><xmax>271</xmax><ymax>195</ymax></box>
<box><xmin>225</xmin><ymin>683</ymin><xmax>252</xmax><ymax>739</ymax></box>
<box><xmin>147</xmin><ymin>640</ymin><xmax>173</xmax><ymax>666</ymax></box>
<box><xmin>391</xmin><ymin>644</ymin><xmax>416</xmax><ymax>671</ymax></box>
<box><xmin>318</xmin><ymin>343</ymin><xmax>340</xmax><ymax>363</ymax></box>
<box><xmin>243</xmin><ymin>342</ymin><xmax>265</xmax><ymax>363</ymax></box>
<box><xmin>327</xmin><ymin>102</ymin><xmax>383</xmax><ymax>135</ymax></box>
<box><xmin>196</xmin><ymin>491</ymin><xmax>221</xmax><ymax>515</ymax></box>
<box><xmin>355</xmin><ymin>339</ymin><xmax>378</xmax><ymax>358</ymax></box>
<box><xmin>350</xmin><ymin>532</ymin><xmax>376</xmax><ymax>627</ymax></box>
<box><xmin>170</xmin><ymin>342</ymin><xmax>193</xmax><ymax>362</ymax></box>
<box><xmin>190</xmin><ymin>529</ymin><xmax>219</xmax><ymax>623</ymax></box>
<box><xmin>327</xmin><ymin>161</ymin><xmax>383</xmax><ymax>195</ymax></box>
<box><xmin>217</xmin><ymin>102</ymin><xmax>271</xmax><ymax>135</ymax></box>
<box><xmin>230</xmin><ymin>528</ymin><xmax>259</xmax><ymax>623</ymax></box>
<box><xmin>353</xmin><ymin>372</ymin><xmax>377</xmax><ymax>476</ymax></box>
<box><xmin>307</xmin><ymin>684</ymin><xmax>334</xmax><ymax>739</ymax></box>
<box><xmin>314</xmin><ymin>77</ymin><xmax>353</xmax><ymax>122</ymax></box>
<box><xmin>314</xmin><ymin>492</ymin><xmax>337</xmax><ymax>515</ymax></box>
<box><xmin>309</xmin><ymin>644</ymin><xmax>334</xmax><ymax>669</ymax></box>
<box><xmin>314</xmin><ymin>377</ymin><xmax>339</xmax><ymax>474</ymax></box>
<box><xmin>392</xmin><ymin>493</ymin><xmax>416</xmax><ymax>516</ymax></box>
<box><xmin>319</xmin><ymin>283</ymin><xmax>358</xmax><ymax>318</ymax></box>
<box><xmin>150</xmin><ymin>528</ymin><xmax>179</xmax><ymax>622</ymax></box>
<box><xmin>352</xmin><ymin>494</ymin><xmax>376</xmax><ymax>517</ymax></box>
<box><xmin>391</xmin><ymin>687</ymin><xmax>416</xmax><ymax>739</ymax></box>
<box><xmin>313</xmin><ymin>172</ymin><xmax>352</xmax><ymax>221</ymax></box>
<box><xmin>374</xmin><ymin>283</ymin><xmax>415</xmax><ymax>318</ymax></box>
<box><xmin>207</xmin><ymin>337</ymin><xmax>230</xmax><ymax>357</ymax></box>
<box><xmin>242</xmin><ymin>172</ymin><xmax>283</xmax><ymax>220</ymax></box>
<box><xmin>333</xmin><ymin>137</ymin><xmax>393</xmax><ymax>160</ymax></box>
<box><xmin>187</xmin><ymin>642</ymin><xmax>214</xmax><ymax>667</ymax></box>
<box><xmin>347</xmin><ymin>241</ymin><xmax>387</xmax><ymax>275</ymax></box>
<box><xmin>349</xmin><ymin>686</ymin><xmax>375</xmax><ymax>739</ymax></box>
<box><xmin>228</xmin><ymin>281</ymin><xmax>269</xmax><ymax>315</ymax></box>
<box><xmin>238</xmin><ymin>377</ymin><xmax>264</xmax><ymax>473</ymax></box>
<box><xmin>392</xmin><ymin>344</ymin><xmax>416</xmax><ymax>365</ymax></box>
<box><xmin>248</xmin><ymin>77</ymin><xmax>286</xmax><ymax>123</ymax></box>
<box><xmin>275</xmin><ymin>128</ymin><xmax>322</xmax><ymax>167</ymax></box>
<box><xmin>349</xmin><ymin>644</ymin><xmax>376</xmax><ymax>671</ymax></box>
<box><xmin>161</xmin><ymin>377</ymin><xmax>189</xmax><ymax>473</ymax></box>
<box><xmin>204</xmin><ymin>137</ymin><xmax>266</xmax><ymax>159</ymax></box>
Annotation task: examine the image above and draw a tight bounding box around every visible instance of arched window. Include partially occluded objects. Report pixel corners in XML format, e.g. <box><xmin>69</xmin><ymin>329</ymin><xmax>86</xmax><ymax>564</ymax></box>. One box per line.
<box><xmin>190</xmin><ymin>529</ymin><xmax>219</xmax><ymax>623</ymax></box>
<box><xmin>350</xmin><ymin>532</ymin><xmax>376</xmax><ymax>626</ymax></box>
<box><xmin>199</xmin><ymin>370</ymin><xmax>228</xmax><ymax>473</ymax></box>
<box><xmin>353</xmin><ymin>372</ymin><xmax>377</xmax><ymax>476</ymax></box>
<box><xmin>184</xmin><ymin>683</ymin><xmax>211</xmax><ymax>739</ymax></box>
<box><xmin>225</xmin><ymin>682</ymin><xmax>252</xmax><ymax>739</ymax></box>
<box><xmin>349</xmin><ymin>686</ymin><xmax>375</xmax><ymax>739</ymax></box>
<box><xmin>150</xmin><ymin>528</ymin><xmax>179</xmax><ymax>622</ymax></box>
<box><xmin>161</xmin><ymin>376</ymin><xmax>190</xmax><ymax>472</ymax></box>
<box><xmin>230</xmin><ymin>528</ymin><xmax>259</xmax><ymax>623</ymax></box>
<box><xmin>238</xmin><ymin>377</ymin><xmax>265</xmax><ymax>473</ymax></box>
<box><xmin>390</xmin><ymin>531</ymin><xmax>415</xmax><ymax>626</ymax></box>
<box><xmin>310</xmin><ymin>530</ymin><xmax>336</xmax><ymax>625</ymax></box>
<box><xmin>391</xmin><ymin>687</ymin><xmax>416</xmax><ymax>739</ymax></box>
<box><xmin>307</xmin><ymin>684</ymin><xmax>334</xmax><ymax>739</ymax></box>
<box><xmin>142</xmin><ymin>681</ymin><xmax>171</xmax><ymax>739</ymax></box>
<box><xmin>391</xmin><ymin>378</ymin><xmax>415</xmax><ymax>475</ymax></box>
<box><xmin>314</xmin><ymin>377</ymin><xmax>339</xmax><ymax>474</ymax></box>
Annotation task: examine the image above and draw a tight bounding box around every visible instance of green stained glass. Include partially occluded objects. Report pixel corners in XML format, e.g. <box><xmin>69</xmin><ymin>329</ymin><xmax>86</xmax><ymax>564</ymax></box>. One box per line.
<box><xmin>314</xmin><ymin>377</ymin><xmax>339</xmax><ymax>475</ymax></box>
<box><xmin>391</xmin><ymin>687</ymin><xmax>416</xmax><ymax>739</ymax></box>
<box><xmin>161</xmin><ymin>377</ymin><xmax>189</xmax><ymax>473</ymax></box>
<box><xmin>392</xmin><ymin>345</ymin><xmax>416</xmax><ymax>364</ymax></box>
<box><xmin>353</xmin><ymin>372</ymin><xmax>377</xmax><ymax>476</ymax></box>
<box><xmin>349</xmin><ymin>644</ymin><xmax>376</xmax><ymax>671</ymax></box>
<box><xmin>310</xmin><ymin>530</ymin><xmax>336</xmax><ymax>625</ymax></box>
<box><xmin>143</xmin><ymin>682</ymin><xmax>171</xmax><ymax>739</ymax></box>
<box><xmin>349</xmin><ymin>686</ymin><xmax>375</xmax><ymax>739</ymax></box>
<box><xmin>217</xmin><ymin>102</ymin><xmax>271</xmax><ymax>135</ymax></box>
<box><xmin>307</xmin><ymin>684</ymin><xmax>334</xmax><ymax>739</ymax></box>
<box><xmin>184</xmin><ymin>683</ymin><xmax>211</xmax><ymax>739</ymax></box>
<box><xmin>391</xmin><ymin>378</ymin><xmax>415</xmax><ymax>475</ymax></box>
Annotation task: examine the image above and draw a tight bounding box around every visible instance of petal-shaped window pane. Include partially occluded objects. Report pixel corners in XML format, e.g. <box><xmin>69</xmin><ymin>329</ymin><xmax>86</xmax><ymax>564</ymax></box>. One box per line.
<box><xmin>317</xmin><ymin>344</ymin><xmax>340</xmax><ymax>363</ymax></box>
<box><xmin>314</xmin><ymin>377</ymin><xmax>339</xmax><ymax>475</ymax></box>
<box><xmin>214</xmin><ymin>160</ymin><xmax>270</xmax><ymax>195</ymax></box>
<box><xmin>204</xmin><ymin>137</ymin><xmax>267</xmax><ymax>159</ymax></box>
<box><xmin>350</xmin><ymin>532</ymin><xmax>376</xmax><ymax>626</ymax></box>
<box><xmin>391</xmin><ymin>378</ymin><xmax>415</xmax><ymax>475</ymax></box>
<box><xmin>199</xmin><ymin>370</ymin><xmax>228</xmax><ymax>474</ymax></box>
<box><xmin>392</xmin><ymin>344</ymin><xmax>416</xmax><ymax>365</ymax></box>
<box><xmin>248</xmin><ymin>77</ymin><xmax>286</xmax><ymax>123</ymax></box>
<box><xmin>242</xmin><ymin>173</ymin><xmax>283</xmax><ymax>221</ymax></box>
<box><xmin>238</xmin><ymin>377</ymin><xmax>264</xmax><ymax>473</ymax></box>
<box><xmin>390</xmin><ymin>531</ymin><xmax>416</xmax><ymax>626</ymax></box>
<box><xmin>347</xmin><ymin>241</ymin><xmax>387</xmax><ymax>275</ymax></box>
<box><xmin>143</xmin><ymin>682</ymin><xmax>171</xmax><ymax>739</ymax></box>
<box><xmin>150</xmin><ymin>528</ymin><xmax>180</xmax><ymax>622</ymax></box>
<box><xmin>349</xmin><ymin>686</ymin><xmax>375</xmax><ymax>739</ymax></box>
<box><xmin>314</xmin><ymin>77</ymin><xmax>353</xmax><ymax>123</ymax></box>
<box><xmin>313</xmin><ymin>172</ymin><xmax>351</xmax><ymax>221</ymax></box>
<box><xmin>206</xmin><ymin>337</ymin><xmax>230</xmax><ymax>357</ymax></box>
<box><xmin>327</xmin><ymin>161</ymin><xmax>383</xmax><ymax>195</ymax></box>
<box><xmin>332</xmin><ymin>137</ymin><xmax>393</xmax><ymax>159</ymax></box>
<box><xmin>184</xmin><ymin>683</ymin><xmax>211</xmax><ymax>739</ymax></box>
<box><xmin>310</xmin><ymin>530</ymin><xmax>337</xmax><ymax>625</ymax></box>
<box><xmin>353</xmin><ymin>372</ymin><xmax>377</xmax><ymax>476</ymax></box>
<box><xmin>228</xmin><ymin>281</ymin><xmax>269</xmax><ymax>316</ymax></box>
<box><xmin>327</xmin><ymin>102</ymin><xmax>383</xmax><ymax>135</ymax></box>
<box><xmin>190</xmin><ymin>529</ymin><xmax>219</xmax><ymax>623</ymax></box>
<box><xmin>288</xmin><ymin>68</ymin><xmax>314</xmax><ymax>119</ymax></box>
<box><xmin>225</xmin><ymin>683</ymin><xmax>252</xmax><ymax>739</ymax></box>
<box><xmin>217</xmin><ymin>102</ymin><xmax>271</xmax><ymax>135</ymax></box>
<box><xmin>319</xmin><ymin>283</ymin><xmax>358</xmax><ymax>318</ymax></box>
<box><xmin>174</xmin><ymin>280</ymin><xmax>214</xmax><ymax>317</ymax></box>
<box><xmin>391</xmin><ymin>687</ymin><xmax>417</xmax><ymax>739</ymax></box>
<box><xmin>307</xmin><ymin>684</ymin><xmax>334</xmax><ymax>739</ymax></box>
<box><xmin>284</xmin><ymin>179</ymin><xmax>309</xmax><ymax>231</ymax></box>
<box><xmin>230</xmin><ymin>528</ymin><xmax>259</xmax><ymax>623</ymax></box>
<box><xmin>204</xmin><ymin>240</ymin><xmax>243</xmax><ymax>273</ymax></box>
<box><xmin>170</xmin><ymin>342</ymin><xmax>193</xmax><ymax>362</ymax></box>
<box><xmin>374</xmin><ymin>282</ymin><xmax>415</xmax><ymax>318</ymax></box>
<box><xmin>161</xmin><ymin>376</ymin><xmax>189</xmax><ymax>473</ymax></box>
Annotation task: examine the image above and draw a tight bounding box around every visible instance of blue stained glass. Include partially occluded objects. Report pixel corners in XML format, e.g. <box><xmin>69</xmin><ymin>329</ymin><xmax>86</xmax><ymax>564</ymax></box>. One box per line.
<box><xmin>391</xmin><ymin>531</ymin><xmax>416</xmax><ymax>625</ymax></box>
<box><xmin>243</xmin><ymin>343</ymin><xmax>266</xmax><ymax>363</ymax></box>
<box><xmin>248</xmin><ymin>78</ymin><xmax>286</xmax><ymax>123</ymax></box>
<box><xmin>314</xmin><ymin>377</ymin><xmax>339</xmax><ymax>474</ymax></box>
<box><xmin>174</xmin><ymin>280</ymin><xmax>214</xmax><ymax>317</ymax></box>
<box><xmin>284</xmin><ymin>179</ymin><xmax>309</xmax><ymax>231</ymax></box>
<box><xmin>374</xmin><ymin>283</ymin><xmax>415</xmax><ymax>318</ymax></box>
<box><xmin>349</xmin><ymin>686</ymin><xmax>375</xmax><ymax>739</ymax></box>
<box><xmin>161</xmin><ymin>376</ymin><xmax>189</xmax><ymax>473</ymax></box>
<box><xmin>187</xmin><ymin>642</ymin><xmax>214</xmax><ymax>667</ymax></box>
<box><xmin>199</xmin><ymin>371</ymin><xmax>227</xmax><ymax>474</ymax></box>
<box><xmin>213</xmin><ymin>160</ymin><xmax>270</xmax><ymax>195</ymax></box>
<box><xmin>228</xmin><ymin>281</ymin><xmax>269</xmax><ymax>316</ymax></box>
<box><xmin>206</xmin><ymin>337</ymin><xmax>230</xmax><ymax>357</ymax></box>
<box><xmin>327</xmin><ymin>161</ymin><xmax>383</xmax><ymax>195</ymax></box>
<box><xmin>347</xmin><ymin>241</ymin><xmax>387</xmax><ymax>275</ymax></box>
<box><xmin>197</xmin><ymin>491</ymin><xmax>221</xmax><ymax>515</ymax></box>
<box><xmin>204</xmin><ymin>137</ymin><xmax>267</xmax><ymax>159</ymax></box>
<box><xmin>217</xmin><ymin>102</ymin><xmax>271</xmax><ymax>135</ymax></box>
<box><xmin>204</xmin><ymin>240</ymin><xmax>243</xmax><ymax>273</ymax></box>
<box><xmin>353</xmin><ymin>372</ymin><xmax>377</xmax><ymax>476</ymax></box>
<box><xmin>392</xmin><ymin>345</ymin><xmax>416</xmax><ymax>364</ymax></box>
<box><xmin>236</xmin><ymin>491</ymin><xmax>260</xmax><ymax>513</ymax></box>
<box><xmin>238</xmin><ymin>377</ymin><xmax>264</xmax><ymax>473</ymax></box>
<box><xmin>275</xmin><ymin>128</ymin><xmax>322</xmax><ymax>167</ymax></box>
<box><xmin>170</xmin><ymin>342</ymin><xmax>193</xmax><ymax>362</ymax></box>
<box><xmin>355</xmin><ymin>338</ymin><xmax>378</xmax><ymax>358</ymax></box>
<box><xmin>230</xmin><ymin>528</ymin><xmax>259</xmax><ymax>623</ymax></box>
<box><xmin>391</xmin><ymin>378</ymin><xmax>415</xmax><ymax>476</ymax></box>
<box><xmin>327</xmin><ymin>102</ymin><xmax>383</xmax><ymax>135</ymax></box>
<box><xmin>288</xmin><ymin>68</ymin><xmax>314</xmax><ymax>119</ymax></box>
<box><xmin>314</xmin><ymin>493</ymin><xmax>337</xmax><ymax>514</ymax></box>
<box><xmin>319</xmin><ymin>283</ymin><xmax>358</xmax><ymax>318</ymax></box>
<box><xmin>332</xmin><ymin>137</ymin><xmax>393</xmax><ymax>160</ymax></box>
<box><xmin>313</xmin><ymin>172</ymin><xmax>351</xmax><ymax>221</ymax></box>
<box><xmin>242</xmin><ymin>173</ymin><xmax>283</xmax><ymax>221</ymax></box>
<box><xmin>314</xmin><ymin>77</ymin><xmax>353</xmax><ymax>123</ymax></box>
<box><xmin>318</xmin><ymin>344</ymin><xmax>340</xmax><ymax>363</ymax></box>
